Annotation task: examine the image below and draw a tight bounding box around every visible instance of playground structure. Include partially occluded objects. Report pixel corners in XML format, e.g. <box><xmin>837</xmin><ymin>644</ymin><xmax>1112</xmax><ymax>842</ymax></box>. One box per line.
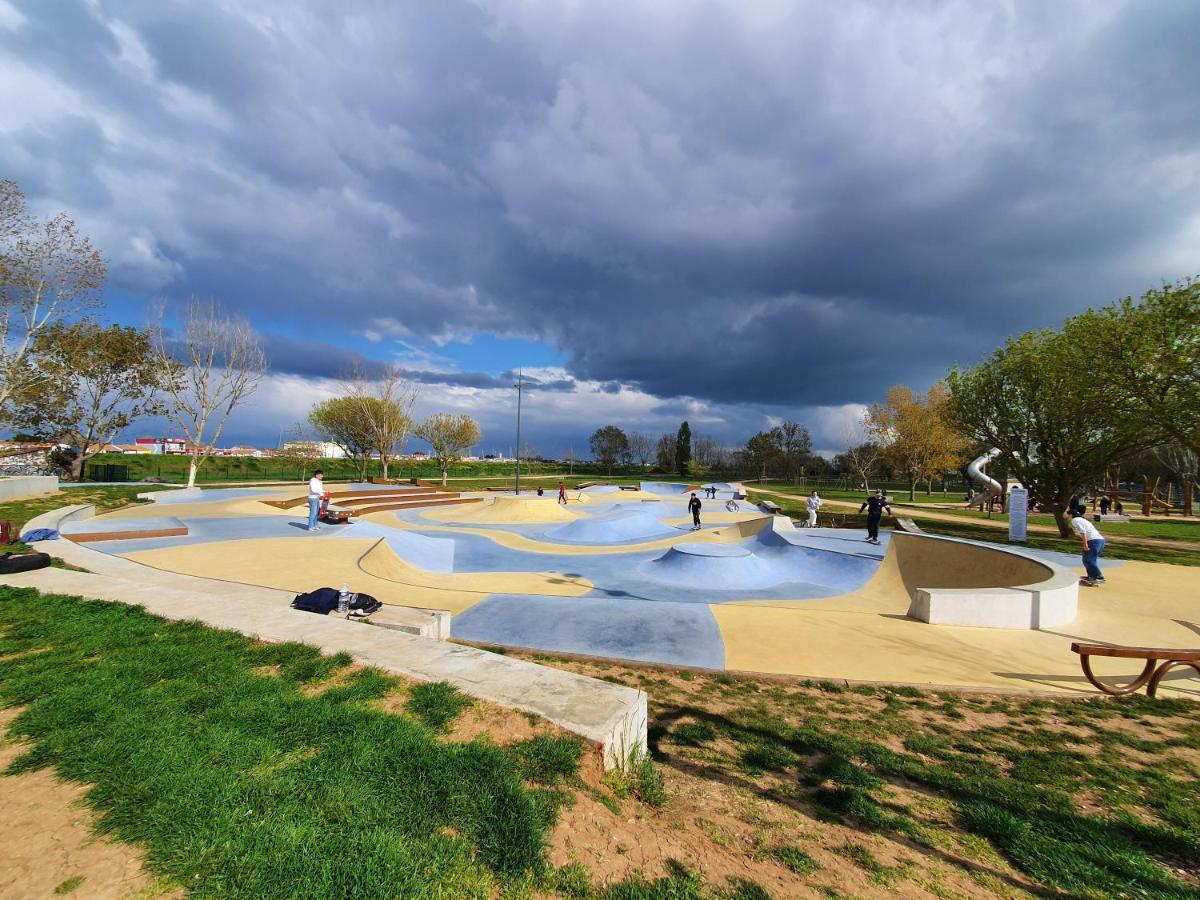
<box><xmin>1095</xmin><ymin>467</ymin><xmax>1195</xmax><ymax>518</ymax></box>
<box><xmin>965</xmin><ymin>448</ymin><xmax>1024</xmax><ymax>511</ymax></box>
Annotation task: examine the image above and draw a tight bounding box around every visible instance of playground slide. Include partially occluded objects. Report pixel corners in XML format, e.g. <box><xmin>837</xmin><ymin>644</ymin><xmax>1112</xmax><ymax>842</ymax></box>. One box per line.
<box><xmin>967</xmin><ymin>448</ymin><xmax>1003</xmax><ymax>498</ymax></box>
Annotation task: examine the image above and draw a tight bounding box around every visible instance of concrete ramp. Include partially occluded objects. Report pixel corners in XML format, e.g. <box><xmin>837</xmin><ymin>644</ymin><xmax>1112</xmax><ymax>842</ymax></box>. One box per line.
<box><xmin>546</xmin><ymin>508</ymin><xmax>679</xmax><ymax>544</ymax></box>
<box><xmin>421</xmin><ymin>494</ymin><xmax>580</xmax><ymax>525</ymax></box>
<box><xmin>374</xmin><ymin>530</ymin><xmax>456</xmax><ymax>573</ymax></box>
<box><xmin>640</xmin><ymin>543</ymin><xmax>781</xmax><ymax>590</ymax></box>
<box><xmin>639</xmin><ymin>482</ymin><xmax>697</xmax><ymax>495</ymax></box>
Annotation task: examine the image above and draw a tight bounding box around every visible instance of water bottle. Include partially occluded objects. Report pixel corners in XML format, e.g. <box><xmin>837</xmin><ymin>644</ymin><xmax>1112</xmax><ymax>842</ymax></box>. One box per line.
<box><xmin>337</xmin><ymin>584</ymin><xmax>350</xmax><ymax>617</ymax></box>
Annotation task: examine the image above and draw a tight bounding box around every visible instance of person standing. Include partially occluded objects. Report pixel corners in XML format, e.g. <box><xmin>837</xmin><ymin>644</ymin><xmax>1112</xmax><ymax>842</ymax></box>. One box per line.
<box><xmin>558</xmin><ymin>482</ymin><xmax>568</xmax><ymax>505</ymax></box>
<box><xmin>805</xmin><ymin>490</ymin><xmax>822</xmax><ymax>528</ymax></box>
<box><xmin>1099</xmin><ymin>496</ymin><xmax>1111</xmax><ymax>516</ymax></box>
<box><xmin>858</xmin><ymin>489</ymin><xmax>891</xmax><ymax>544</ymax></box>
<box><xmin>688</xmin><ymin>492</ymin><xmax>703</xmax><ymax>531</ymax></box>
<box><xmin>307</xmin><ymin>469</ymin><xmax>325</xmax><ymax>532</ymax></box>
<box><xmin>1071</xmin><ymin>509</ymin><xmax>1106</xmax><ymax>586</ymax></box>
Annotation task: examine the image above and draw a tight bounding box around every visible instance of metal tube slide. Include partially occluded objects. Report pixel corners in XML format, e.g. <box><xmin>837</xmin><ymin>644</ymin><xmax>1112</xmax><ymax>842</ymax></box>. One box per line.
<box><xmin>967</xmin><ymin>448</ymin><xmax>1003</xmax><ymax>496</ymax></box>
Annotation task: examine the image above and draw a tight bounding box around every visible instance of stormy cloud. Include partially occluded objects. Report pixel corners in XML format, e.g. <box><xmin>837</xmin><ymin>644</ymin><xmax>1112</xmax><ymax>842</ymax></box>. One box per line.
<box><xmin>3</xmin><ymin>0</ymin><xmax>1197</xmax><ymax>452</ymax></box>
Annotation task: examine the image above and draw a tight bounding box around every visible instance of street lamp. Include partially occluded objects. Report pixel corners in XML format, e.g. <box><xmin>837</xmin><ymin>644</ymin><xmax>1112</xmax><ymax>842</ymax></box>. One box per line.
<box><xmin>514</xmin><ymin>369</ymin><xmax>524</xmax><ymax>495</ymax></box>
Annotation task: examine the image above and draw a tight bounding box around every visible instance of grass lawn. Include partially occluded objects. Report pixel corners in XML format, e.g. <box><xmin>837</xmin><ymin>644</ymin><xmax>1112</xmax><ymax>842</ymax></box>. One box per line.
<box><xmin>3</xmin><ymin>591</ymin><xmax>1199</xmax><ymax>897</ymax></box>
<box><xmin>506</xmin><ymin>649</ymin><xmax>1200</xmax><ymax>899</ymax></box>
<box><xmin>0</xmin><ymin>590</ymin><xmax>590</xmax><ymax>898</ymax></box>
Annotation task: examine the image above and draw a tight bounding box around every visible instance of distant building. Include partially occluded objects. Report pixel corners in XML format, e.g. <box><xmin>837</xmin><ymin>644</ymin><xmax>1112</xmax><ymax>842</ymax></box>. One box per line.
<box><xmin>135</xmin><ymin>437</ymin><xmax>188</xmax><ymax>455</ymax></box>
<box><xmin>281</xmin><ymin>440</ymin><xmax>346</xmax><ymax>459</ymax></box>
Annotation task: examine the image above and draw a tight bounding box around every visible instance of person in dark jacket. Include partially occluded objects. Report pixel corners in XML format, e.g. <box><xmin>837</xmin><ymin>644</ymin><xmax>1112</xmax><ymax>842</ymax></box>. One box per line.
<box><xmin>858</xmin><ymin>489</ymin><xmax>891</xmax><ymax>544</ymax></box>
<box><xmin>688</xmin><ymin>492</ymin><xmax>703</xmax><ymax>531</ymax></box>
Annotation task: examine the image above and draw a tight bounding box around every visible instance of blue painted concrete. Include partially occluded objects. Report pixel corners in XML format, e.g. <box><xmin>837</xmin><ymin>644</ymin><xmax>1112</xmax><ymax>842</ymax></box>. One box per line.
<box><xmin>453</xmin><ymin>594</ymin><xmax>726</xmax><ymax>668</ymax></box>
<box><xmin>147</xmin><ymin>487</ymin><xmax>279</xmax><ymax>504</ymax></box>
<box><xmin>545</xmin><ymin>508</ymin><xmax>682</xmax><ymax>544</ymax></box>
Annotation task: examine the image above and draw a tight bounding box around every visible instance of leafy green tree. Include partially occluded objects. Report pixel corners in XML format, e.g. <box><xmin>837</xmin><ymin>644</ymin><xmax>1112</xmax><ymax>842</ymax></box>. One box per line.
<box><xmin>589</xmin><ymin>425</ymin><xmax>629</xmax><ymax>475</ymax></box>
<box><xmin>9</xmin><ymin>322</ymin><xmax>163</xmax><ymax>480</ymax></box>
<box><xmin>947</xmin><ymin>326</ymin><xmax>1153</xmax><ymax>536</ymax></box>
<box><xmin>744</xmin><ymin>430</ymin><xmax>782</xmax><ymax>482</ymax></box>
<box><xmin>415</xmin><ymin>412</ymin><xmax>481</xmax><ymax>486</ymax></box>
<box><xmin>309</xmin><ymin>397</ymin><xmax>375</xmax><ymax>481</ymax></box>
<box><xmin>1072</xmin><ymin>277</ymin><xmax>1200</xmax><ymax>456</ymax></box>
<box><xmin>675</xmin><ymin>421</ymin><xmax>692</xmax><ymax>476</ymax></box>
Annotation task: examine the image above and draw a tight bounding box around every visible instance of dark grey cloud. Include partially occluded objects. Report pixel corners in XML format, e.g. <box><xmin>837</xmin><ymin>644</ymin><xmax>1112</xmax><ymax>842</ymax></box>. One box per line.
<box><xmin>3</xmin><ymin>0</ymin><xmax>1199</xmax><ymax>451</ymax></box>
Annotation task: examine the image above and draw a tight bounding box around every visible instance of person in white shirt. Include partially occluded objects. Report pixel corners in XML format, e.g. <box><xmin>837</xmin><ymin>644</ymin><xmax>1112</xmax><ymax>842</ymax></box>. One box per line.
<box><xmin>307</xmin><ymin>469</ymin><xmax>325</xmax><ymax>532</ymax></box>
<box><xmin>805</xmin><ymin>490</ymin><xmax>822</xmax><ymax>527</ymax></box>
<box><xmin>1070</xmin><ymin>510</ymin><xmax>1106</xmax><ymax>585</ymax></box>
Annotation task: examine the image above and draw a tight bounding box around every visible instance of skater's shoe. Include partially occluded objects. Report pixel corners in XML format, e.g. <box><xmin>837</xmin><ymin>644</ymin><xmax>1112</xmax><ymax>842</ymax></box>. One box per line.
<box><xmin>1079</xmin><ymin>577</ymin><xmax>1096</xmax><ymax>586</ymax></box>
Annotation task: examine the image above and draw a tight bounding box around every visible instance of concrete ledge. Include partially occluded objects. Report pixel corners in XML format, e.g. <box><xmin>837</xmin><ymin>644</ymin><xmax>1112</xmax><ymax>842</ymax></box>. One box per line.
<box><xmin>894</xmin><ymin>532</ymin><xmax>1078</xmax><ymax>629</ymax></box>
<box><xmin>6</xmin><ymin>504</ymin><xmax>648</xmax><ymax>768</ymax></box>
<box><xmin>61</xmin><ymin>516</ymin><xmax>188</xmax><ymax>543</ymax></box>
<box><xmin>0</xmin><ymin>475</ymin><xmax>59</xmax><ymax>500</ymax></box>
<box><xmin>20</xmin><ymin>503</ymin><xmax>95</xmax><ymax>539</ymax></box>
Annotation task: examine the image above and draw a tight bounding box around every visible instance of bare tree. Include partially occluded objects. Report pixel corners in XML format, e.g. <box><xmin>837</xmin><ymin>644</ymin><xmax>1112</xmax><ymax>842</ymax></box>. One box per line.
<box><xmin>346</xmin><ymin>365</ymin><xmax>417</xmax><ymax>480</ymax></box>
<box><xmin>154</xmin><ymin>300</ymin><xmax>267</xmax><ymax>488</ymax></box>
<box><xmin>0</xmin><ymin>179</ymin><xmax>106</xmax><ymax>412</ymax></box>
<box><xmin>838</xmin><ymin>422</ymin><xmax>884</xmax><ymax>492</ymax></box>
<box><xmin>627</xmin><ymin>432</ymin><xmax>653</xmax><ymax>468</ymax></box>
<box><xmin>654</xmin><ymin>433</ymin><xmax>676</xmax><ymax>471</ymax></box>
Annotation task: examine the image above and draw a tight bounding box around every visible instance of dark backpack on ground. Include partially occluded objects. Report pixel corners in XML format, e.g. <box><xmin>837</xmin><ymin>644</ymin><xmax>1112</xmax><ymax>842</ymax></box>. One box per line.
<box><xmin>0</xmin><ymin>552</ymin><xmax>52</xmax><ymax>574</ymax></box>
<box><xmin>291</xmin><ymin>587</ymin><xmax>382</xmax><ymax>616</ymax></box>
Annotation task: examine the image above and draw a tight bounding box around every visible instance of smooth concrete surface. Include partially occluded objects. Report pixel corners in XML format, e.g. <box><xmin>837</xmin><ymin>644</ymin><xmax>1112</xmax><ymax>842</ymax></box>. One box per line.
<box><xmin>889</xmin><ymin>532</ymin><xmax>1079</xmax><ymax>629</ymax></box>
<box><xmin>21</xmin><ymin>494</ymin><xmax>1198</xmax><ymax>699</ymax></box>
<box><xmin>60</xmin><ymin>516</ymin><xmax>188</xmax><ymax>543</ymax></box>
<box><xmin>0</xmin><ymin>475</ymin><xmax>58</xmax><ymax>500</ymax></box>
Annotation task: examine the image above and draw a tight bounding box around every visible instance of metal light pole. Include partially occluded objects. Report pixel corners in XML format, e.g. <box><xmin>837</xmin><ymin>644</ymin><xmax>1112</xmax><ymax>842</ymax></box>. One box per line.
<box><xmin>514</xmin><ymin>369</ymin><xmax>524</xmax><ymax>495</ymax></box>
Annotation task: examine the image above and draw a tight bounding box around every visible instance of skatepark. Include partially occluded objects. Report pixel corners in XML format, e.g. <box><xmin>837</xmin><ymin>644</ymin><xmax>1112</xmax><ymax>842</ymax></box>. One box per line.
<box><xmin>28</xmin><ymin>480</ymin><xmax>1199</xmax><ymax>698</ymax></box>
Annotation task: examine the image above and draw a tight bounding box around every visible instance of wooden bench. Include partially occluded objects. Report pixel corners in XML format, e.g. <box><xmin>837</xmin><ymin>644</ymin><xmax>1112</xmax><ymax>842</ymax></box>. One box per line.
<box><xmin>321</xmin><ymin>507</ymin><xmax>353</xmax><ymax>524</ymax></box>
<box><xmin>1071</xmin><ymin>642</ymin><xmax>1200</xmax><ymax>697</ymax></box>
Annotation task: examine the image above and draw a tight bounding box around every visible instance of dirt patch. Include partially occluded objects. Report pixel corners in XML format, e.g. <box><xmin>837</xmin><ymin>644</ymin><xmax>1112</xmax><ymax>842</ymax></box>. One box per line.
<box><xmin>0</xmin><ymin>707</ymin><xmax>181</xmax><ymax>899</ymax></box>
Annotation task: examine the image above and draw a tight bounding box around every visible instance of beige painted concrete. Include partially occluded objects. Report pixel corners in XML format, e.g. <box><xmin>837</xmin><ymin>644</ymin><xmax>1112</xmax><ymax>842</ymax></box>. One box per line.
<box><xmin>420</xmin><ymin>494</ymin><xmax>582</xmax><ymax>524</ymax></box>
<box><xmin>122</xmin><ymin>535</ymin><xmax>593</xmax><ymax>615</ymax></box>
<box><xmin>713</xmin><ymin>557</ymin><xmax>1200</xmax><ymax>698</ymax></box>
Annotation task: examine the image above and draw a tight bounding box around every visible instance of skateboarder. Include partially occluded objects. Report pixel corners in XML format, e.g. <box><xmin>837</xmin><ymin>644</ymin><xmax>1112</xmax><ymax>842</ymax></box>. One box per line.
<box><xmin>558</xmin><ymin>482</ymin><xmax>568</xmax><ymax>505</ymax></box>
<box><xmin>858</xmin><ymin>489</ymin><xmax>891</xmax><ymax>544</ymax></box>
<box><xmin>1071</xmin><ymin>509</ymin><xmax>1106</xmax><ymax>585</ymax></box>
<box><xmin>307</xmin><ymin>469</ymin><xmax>325</xmax><ymax>532</ymax></box>
<box><xmin>805</xmin><ymin>490</ymin><xmax>822</xmax><ymax>527</ymax></box>
<box><xmin>688</xmin><ymin>492</ymin><xmax>702</xmax><ymax>530</ymax></box>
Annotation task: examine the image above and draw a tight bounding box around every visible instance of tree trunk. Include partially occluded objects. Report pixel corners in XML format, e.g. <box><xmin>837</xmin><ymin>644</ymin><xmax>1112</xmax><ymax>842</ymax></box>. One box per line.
<box><xmin>187</xmin><ymin>455</ymin><xmax>199</xmax><ymax>488</ymax></box>
<box><xmin>381</xmin><ymin>455</ymin><xmax>389</xmax><ymax>480</ymax></box>
<box><xmin>909</xmin><ymin>479</ymin><xmax>916</xmax><ymax>502</ymax></box>
<box><xmin>1051</xmin><ymin>504</ymin><xmax>1072</xmax><ymax>538</ymax></box>
<box><xmin>441</xmin><ymin>461</ymin><xmax>448</xmax><ymax>487</ymax></box>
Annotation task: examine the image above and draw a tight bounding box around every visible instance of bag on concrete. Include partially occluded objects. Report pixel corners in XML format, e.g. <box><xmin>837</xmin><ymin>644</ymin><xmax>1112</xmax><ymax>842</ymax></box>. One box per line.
<box><xmin>19</xmin><ymin>528</ymin><xmax>58</xmax><ymax>542</ymax></box>
<box><xmin>0</xmin><ymin>552</ymin><xmax>52</xmax><ymax>574</ymax></box>
<box><xmin>349</xmin><ymin>592</ymin><xmax>382</xmax><ymax>615</ymax></box>
<box><xmin>291</xmin><ymin>587</ymin><xmax>340</xmax><ymax>614</ymax></box>
<box><xmin>290</xmin><ymin>588</ymin><xmax>382</xmax><ymax>617</ymax></box>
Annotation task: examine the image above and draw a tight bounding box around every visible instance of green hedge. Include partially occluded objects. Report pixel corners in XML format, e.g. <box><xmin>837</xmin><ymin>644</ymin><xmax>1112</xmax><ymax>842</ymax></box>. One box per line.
<box><xmin>81</xmin><ymin>453</ymin><xmax>677</xmax><ymax>484</ymax></box>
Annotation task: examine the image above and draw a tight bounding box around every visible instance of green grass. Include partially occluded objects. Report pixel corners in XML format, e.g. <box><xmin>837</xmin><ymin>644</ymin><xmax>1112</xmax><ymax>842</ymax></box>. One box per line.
<box><xmin>640</xmin><ymin>670</ymin><xmax>1200</xmax><ymax>898</ymax></box>
<box><xmin>0</xmin><ymin>588</ymin><xmax>578</xmax><ymax>897</ymax></box>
